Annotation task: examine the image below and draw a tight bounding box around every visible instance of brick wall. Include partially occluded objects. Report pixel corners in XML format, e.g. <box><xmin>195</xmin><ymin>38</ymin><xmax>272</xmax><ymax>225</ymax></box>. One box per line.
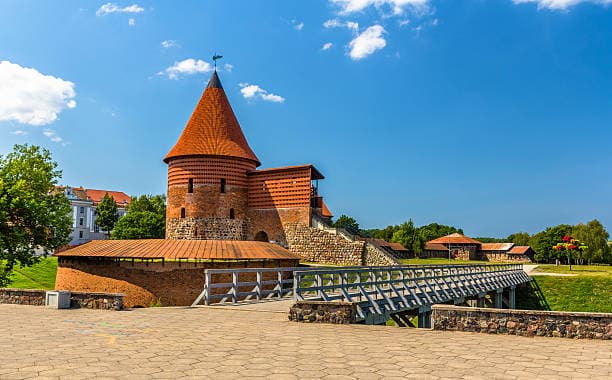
<box><xmin>432</xmin><ymin>305</ymin><xmax>612</xmax><ymax>339</ymax></box>
<box><xmin>248</xmin><ymin>207</ymin><xmax>311</xmax><ymax>245</ymax></box>
<box><xmin>55</xmin><ymin>258</ymin><xmax>299</xmax><ymax>308</ymax></box>
<box><xmin>284</xmin><ymin>222</ymin><xmax>365</xmax><ymax>265</ymax></box>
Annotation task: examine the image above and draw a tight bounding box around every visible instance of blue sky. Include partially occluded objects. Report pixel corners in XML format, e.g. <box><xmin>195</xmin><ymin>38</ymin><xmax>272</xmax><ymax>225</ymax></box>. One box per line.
<box><xmin>1</xmin><ymin>0</ymin><xmax>611</xmax><ymax>237</ymax></box>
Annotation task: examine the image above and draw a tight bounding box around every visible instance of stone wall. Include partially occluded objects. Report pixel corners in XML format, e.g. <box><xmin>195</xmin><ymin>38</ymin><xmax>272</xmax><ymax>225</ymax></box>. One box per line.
<box><xmin>166</xmin><ymin>217</ymin><xmax>248</xmax><ymax>240</ymax></box>
<box><xmin>364</xmin><ymin>243</ymin><xmax>400</xmax><ymax>266</ymax></box>
<box><xmin>0</xmin><ymin>288</ymin><xmax>46</xmax><ymax>306</ymax></box>
<box><xmin>288</xmin><ymin>301</ymin><xmax>357</xmax><ymax>324</ymax></box>
<box><xmin>55</xmin><ymin>258</ymin><xmax>299</xmax><ymax>308</ymax></box>
<box><xmin>0</xmin><ymin>288</ymin><xmax>124</xmax><ymax>310</ymax></box>
<box><xmin>432</xmin><ymin>305</ymin><xmax>612</xmax><ymax>339</ymax></box>
<box><xmin>284</xmin><ymin>222</ymin><xmax>365</xmax><ymax>265</ymax></box>
<box><xmin>481</xmin><ymin>252</ymin><xmax>532</xmax><ymax>263</ymax></box>
<box><xmin>248</xmin><ymin>207</ymin><xmax>311</xmax><ymax>246</ymax></box>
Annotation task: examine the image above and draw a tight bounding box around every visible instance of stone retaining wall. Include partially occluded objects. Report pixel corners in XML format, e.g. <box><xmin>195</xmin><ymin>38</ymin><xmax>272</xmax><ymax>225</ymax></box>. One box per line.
<box><xmin>285</xmin><ymin>222</ymin><xmax>365</xmax><ymax>265</ymax></box>
<box><xmin>288</xmin><ymin>301</ymin><xmax>357</xmax><ymax>324</ymax></box>
<box><xmin>364</xmin><ymin>243</ymin><xmax>400</xmax><ymax>266</ymax></box>
<box><xmin>432</xmin><ymin>305</ymin><xmax>612</xmax><ymax>339</ymax></box>
<box><xmin>0</xmin><ymin>288</ymin><xmax>124</xmax><ymax>310</ymax></box>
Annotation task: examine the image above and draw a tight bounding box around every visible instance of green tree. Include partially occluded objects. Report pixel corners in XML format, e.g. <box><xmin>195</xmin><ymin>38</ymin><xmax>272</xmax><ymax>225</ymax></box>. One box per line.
<box><xmin>572</xmin><ymin>220</ymin><xmax>610</xmax><ymax>264</ymax></box>
<box><xmin>418</xmin><ymin>223</ymin><xmax>463</xmax><ymax>243</ymax></box>
<box><xmin>0</xmin><ymin>144</ymin><xmax>72</xmax><ymax>286</ymax></box>
<box><xmin>112</xmin><ymin>194</ymin><xmax>166</xmax><ymax>239</ymax></box>
<box><xmin>333</xmin><ymin>214</ymin><xmax>360</xmax><ymax>234</ymax></box>
<box><xmin>96</xmin><ymin>193</ymin><xmax>118</xmax><ymax>238</ymax></box>
<box><xmin>529</xmin><ymin>224</ymin><xmax>572</xmax><ymax>263</ymax></box>
<box><xmin>391</xmin><ymin>220</ymin><xmax>424</xmax><ymax>253</ymax></box>
<box><xmin>507</xmin><ymin>232</ymin><xmax>530</xmax><ymax>246</ymax></box>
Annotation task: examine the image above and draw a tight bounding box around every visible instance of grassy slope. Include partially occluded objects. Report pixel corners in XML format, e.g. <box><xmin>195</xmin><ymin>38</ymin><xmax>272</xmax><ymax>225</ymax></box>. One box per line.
<box><xmin>7</xmin><ymin>257</ymin><xmax>58</xmax><ymax>290</ymax></box>
<box><xmin>518</xmin><ymin>264</ymin><xmax>612</xmax><ymax>313</ymax></box>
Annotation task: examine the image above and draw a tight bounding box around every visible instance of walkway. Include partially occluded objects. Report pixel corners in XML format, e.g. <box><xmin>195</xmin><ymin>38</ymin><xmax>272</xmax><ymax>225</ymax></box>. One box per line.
<box><xmin>1</xmin><ymin>304</ymin><xmax>610</xmax><ymax>379</ymax></box>
<box><xmin>523</xmin><ymin>265</ymin><xmax>578</xmax><ymax>277</ymax></box>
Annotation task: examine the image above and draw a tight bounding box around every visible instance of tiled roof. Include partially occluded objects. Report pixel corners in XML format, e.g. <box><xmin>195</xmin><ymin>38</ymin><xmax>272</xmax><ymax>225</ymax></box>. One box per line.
<box><xmin>369</xmin><ymin>238</ymin><xmax>392</xmax><ymax>247</ymax></box>
<box><xmin>164</xmin><ymin>71</ymin><xmax>260</xmax><ymax>166</ymax></box>
<box><xmin>321</xmin><ymin>200</ymin><xmax>333</xmax><ymax>218</ymax></box>
<box><xmin>55</xmin><ymin>239</ymin><xmax>301</xmax><ymax>260</ymax></box>
<box><xmin>508</xmin><ymin>246</ymin><xmax>531</xmax><ymax>255</ymax></box>
<box><xmin>425</xmin><ymin>243</ymin><xmax>449</xmax><ymax>251</ymax></box>
<box><xmin>388</xmin><ymin>242</ymin><xmax>409</xmax><ymax>252</ymax></box>
<box><xmin>480</xmin><ymin>243</ymin><xmax>514</xmax><ymax>252</ymax></box>
<box><xmin>85</xmin><ymin>189</ymin><xmax>131</xmax><ymax>206</ymax></box>
<box><xmin>428</xmin><ymin>233</ymin><xmax>482</xmax><ymax>245</ymax></box>
<box><xmin>249</xmin><ymin>164</ymin><xmax>324</xmax><ymax>180</ymax></box>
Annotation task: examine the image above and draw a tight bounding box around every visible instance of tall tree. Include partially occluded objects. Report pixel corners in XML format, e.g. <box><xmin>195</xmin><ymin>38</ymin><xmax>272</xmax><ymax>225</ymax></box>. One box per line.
<box><xmin>112</xmin><ymin>194</ymin><xmax>166</xmax><ymax>239</ymax></box>
<box><xmin>333</xmin><ymin>214</ymin><xmax>360</xmax><ymax>234</ymax></box>
<box><xmin>0</xmin><ymin>145</ymin><xmax>72</xmax><ymax>286</ymax></box>
<box><xmin>418</xmin><ymin>223</ymin><xmax>463</xmax><ymax>243</ymax></box>
<box><xmin>96</xmin><ymin>193</ymin><xmax>118</xmax><ymax>238</ymax></box>
<box><xmin>572</xmin><ymin>220</ymin><xmax>610</xmax><ymax>264</ymax></box>
<box><xmin>391</xmin><ymin>220</ymin><xmax>423</xmax><ymax>253</ymax></box>
<box><xmin>507</xmin><ymin>232</ymin><xmax>530</xmax><ymax>246</ymax></box>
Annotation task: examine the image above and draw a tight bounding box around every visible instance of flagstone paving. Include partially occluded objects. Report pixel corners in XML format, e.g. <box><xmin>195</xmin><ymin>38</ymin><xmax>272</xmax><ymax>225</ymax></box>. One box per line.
<box><xmin>0</xmin><ymin>304</ymin><xmax>610</xmax><ymax>379</ymax></box>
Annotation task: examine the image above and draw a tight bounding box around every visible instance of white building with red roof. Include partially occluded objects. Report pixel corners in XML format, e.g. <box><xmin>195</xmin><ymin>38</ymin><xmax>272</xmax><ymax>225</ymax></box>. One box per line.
<box><xmin>59</xmin><ymin>186</ymin><xmax>131</xmax><ymax>245</ymax></box>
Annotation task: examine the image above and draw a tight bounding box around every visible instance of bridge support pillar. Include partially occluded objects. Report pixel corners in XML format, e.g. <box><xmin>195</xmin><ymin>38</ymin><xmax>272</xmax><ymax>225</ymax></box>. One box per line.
<box><xmin>509</xmin><ymin>286</ymin><xmax>516</xmax><ymax>309</ymax></box>
<box><xmin>495</xmin><ymin>289</ymin><xmax>503</xmax><ymax>309</ymax></box>
<box><xmin>477</xmin><ymin>293</ymin><xmax>485</xmax><ymax>308</ymax></box>
<box><xmin>418</xmin><ymin>306</ymin><xmax>432</xmax><ymax>328</ymax></box>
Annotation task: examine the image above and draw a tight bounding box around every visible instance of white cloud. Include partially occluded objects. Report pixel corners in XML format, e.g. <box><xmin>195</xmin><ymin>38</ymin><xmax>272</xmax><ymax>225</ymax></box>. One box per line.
<box><xmin>223</xmin><ymin>63</ymin><xmax>234</xmax><ymax>72</ymax></box>
<box><xmin>10</xmin><ymin>130</ymin><xmax>28</xmax><ymax>136</ymax></box>
<box><xmin>96</xmin><ymin>3</ymin><xmax>144</xmax><ymax>16</ymax></box>
<box><xmin>322</xmin><ymin>42</ymin><xmax>334</xmax><ymax>50</ymax></box>
<box><xmin>349</xmin><ymin>25</ymin><xmax>386</xmax><ymax>60</ymax></box>
<box><xmin>330</xmin><ymin>0</ymin><xmax>430</xmax><ymax>15</ymax></box>
<box><xmin>399</xmin><ymin>19</ymin><xmax>410</xmax><ymax>26</ymax></box>
<box><xmin>43</xmin><ymin>128</ymin><xmax>64</xmax><ymax>143</ymax></box>
<box><xmin>161</xmin><ymin>40</ymin><xmax>178</xmax><ymax>48</ymax></box>
<box><xmin>512</xmin><ymin>0</ymin><xmax>612</xmax><ymax>9</ymax></box>
<box><xmin>128</xmin><ymin>18</ymin><xmax>135</xmax><ymax>26</ymax></box>
<box><xmin>239</xmin><ymin>83</ymin><xmax>285</xmax><ymax>103</ymax></box>
<box><xmin>161</xmin><ymin>58</ymin><xmax>212</xmax><ymax>79</ymax></box>
<box><xmin>323</xmin><ymin>18</ymin><xmax>359</xmax><ymax>32</ymax></box>
<box><xmin>294</xmin><ymin>21</ymin><xmax>305</xmax><ymax>30</ymax></box>
<box><xmin>0</xmin><ymin>61</ymin><xmax>76</xmax><ymax>126</ymax></box>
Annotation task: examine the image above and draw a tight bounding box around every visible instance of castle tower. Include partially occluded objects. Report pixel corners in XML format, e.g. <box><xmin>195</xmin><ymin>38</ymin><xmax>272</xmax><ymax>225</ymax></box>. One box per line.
<box><xmin>164</xmin><ymin>71</ymin><xmax>260</xmax><ymax>240</ymax></box>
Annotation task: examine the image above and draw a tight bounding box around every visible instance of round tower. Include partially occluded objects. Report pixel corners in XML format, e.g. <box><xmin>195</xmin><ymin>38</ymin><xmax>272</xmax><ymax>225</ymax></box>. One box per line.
<box><xmin>164</xmin><ymin>71</ymin><xmax>260</xmax><ymax>240</ymax></box>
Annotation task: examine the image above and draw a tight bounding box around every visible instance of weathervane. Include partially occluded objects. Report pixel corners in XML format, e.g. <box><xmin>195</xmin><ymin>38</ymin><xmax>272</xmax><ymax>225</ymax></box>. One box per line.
<box><xmin>212</xmin><ymin>53</ymin><xmax>223</xmax><ymax>71</ymax></box>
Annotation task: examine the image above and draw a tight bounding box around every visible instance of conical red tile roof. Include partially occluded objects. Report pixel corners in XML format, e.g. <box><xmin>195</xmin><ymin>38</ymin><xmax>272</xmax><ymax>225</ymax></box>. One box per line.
<box><xmin>164</xmin><ymin>71</ymin><xmax>260</xmax><ymax>165</ymax></box>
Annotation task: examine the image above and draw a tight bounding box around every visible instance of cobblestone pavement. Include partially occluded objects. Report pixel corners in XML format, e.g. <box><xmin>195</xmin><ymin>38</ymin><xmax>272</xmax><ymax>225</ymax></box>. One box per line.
<box><xmin>1</xmin><ymin>304</ymin><xmax>610</xmax><ymax>379</ymax></box>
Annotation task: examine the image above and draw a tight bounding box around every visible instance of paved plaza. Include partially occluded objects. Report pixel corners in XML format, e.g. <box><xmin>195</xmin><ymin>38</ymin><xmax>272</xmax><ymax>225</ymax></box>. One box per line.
<box><xmin>0</xmin><ymin>304</ymin><xmax>610</xmax><ymax>380</ymax></box>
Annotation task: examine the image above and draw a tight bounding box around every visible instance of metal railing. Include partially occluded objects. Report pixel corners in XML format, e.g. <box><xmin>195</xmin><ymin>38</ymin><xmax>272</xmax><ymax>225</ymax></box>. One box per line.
<box><xmin>293</xmin><ymin>264</ymin><xmax>530</xmax><ymax>322</ymax></box>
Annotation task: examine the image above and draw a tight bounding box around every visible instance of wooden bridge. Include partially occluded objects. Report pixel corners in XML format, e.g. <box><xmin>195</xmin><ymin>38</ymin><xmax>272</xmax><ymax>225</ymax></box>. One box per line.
<box><xmin>192</xmin><ymin>264</ymin><xmax>531</xmax><ymax>326</ymax></box>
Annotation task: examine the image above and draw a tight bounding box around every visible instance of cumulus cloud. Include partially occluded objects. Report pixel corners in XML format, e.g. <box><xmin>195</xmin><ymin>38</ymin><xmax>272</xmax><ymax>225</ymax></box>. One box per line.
<box><xmin>329</xmin><ymin>0</ymin><xmax>430</xmax><ymax>15</ymax></box>
<box><xmin>349</xmin><ymin>25</ymin><xmax>387</xmax><ymax>60</ymax></box>
<box><xmin>512</xmin><ymin>0</ymin><xmax>612</xmax><ymax>9</ymax></box>
<box><xmin>239</xmin><ymin>83</ymin><xmax>285</xmax><ymax>103</ymax></box>
<box><xmin>322</xmin><ymin>42</ymin><xmax>334</xmax><ymax>50</ymax></box>
<box><xmin>323</xmin><ymin>18</ymin><xmax>359</xmax><ymax>32</ymax></box>
<box><xmin>96</xmin><ymin>3</ymin><xmax>144</xmax><ymax>16</ymax></box>
<box><xmin>161</xmin><ymin>58</ymin><xmax>212</xmax><ymax>79</ymax></box>
<box><xmin>128</xmin><ymin>17</ymin><xmax>135</xmax><ymax>26</ymax></box>
<box><xmin>161</xmin><ymin>40</ymin><xmax>178</xmax><ymax>48</ymax></box>
<box><xmin>0</xmin><ymin>61</ymin><xmax>76</xmax><ymax>126</ymax></box>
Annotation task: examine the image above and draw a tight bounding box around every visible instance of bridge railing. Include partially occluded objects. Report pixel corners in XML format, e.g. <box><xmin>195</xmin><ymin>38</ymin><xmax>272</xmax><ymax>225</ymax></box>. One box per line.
<box><xmin>293</xmin><ymin>263</ymin><xmax>529</xmax><ymax>321</ymax></box>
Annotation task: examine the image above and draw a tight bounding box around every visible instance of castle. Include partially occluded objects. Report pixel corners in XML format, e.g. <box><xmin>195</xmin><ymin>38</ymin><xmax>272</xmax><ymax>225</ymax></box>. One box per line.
<box><xmin>163</xmin><ymin>70</ymin><xmax>332</xmax><ymax>246</ymax></box>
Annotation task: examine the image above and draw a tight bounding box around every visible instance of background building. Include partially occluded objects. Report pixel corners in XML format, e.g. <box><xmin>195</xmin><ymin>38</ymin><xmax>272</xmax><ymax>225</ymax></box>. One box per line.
<box><xmin>424</xmin><ymin>233</ymin><xmax>534</xmax><ymax>262</ymax></box>
<box><xmin>60</xmin><ymin>186</ymin><xmax>130</xmax><ymax>245</ymax></box>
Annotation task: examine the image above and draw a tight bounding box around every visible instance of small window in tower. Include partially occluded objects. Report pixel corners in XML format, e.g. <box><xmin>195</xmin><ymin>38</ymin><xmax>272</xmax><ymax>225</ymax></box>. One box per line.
<box><xmin>79</xmin><ymin>231</ymin><xmax>83</xmax><ymax>239</ymax></box>
<box><xmin>229</xmin><ymin>208</ymin><xmax>235</xmax><ymax>220</ymax></box>
<box><xmin>180</xmin><ymin>208</ymin><xmax>186</xmax><ymax>218</ymax></box>
<box><xmin>220</xmin><ymin>178</ymin><xmax>226</xmax><ymax>193</ymax></box>
<box><xmin>188</xmin><ymin>178</ymin><xmax>193</xmax><ymax>193</ymax></box>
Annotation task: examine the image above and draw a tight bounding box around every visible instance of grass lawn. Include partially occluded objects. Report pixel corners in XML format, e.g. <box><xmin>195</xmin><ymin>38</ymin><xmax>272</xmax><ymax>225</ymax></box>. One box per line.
<box><xmin>6</xmin><ymin>257</ymin><xmax>58</xmax><ymax>290</ymax></box>
<box><xmin>518</xmin><ymin>264</ymin><xmax>612</xmax><ymax>313</ymax></box>
<box><xmin>399</xmin><ymin>258</ymin><xmax>510</xmax><ymax>265</ymax></box>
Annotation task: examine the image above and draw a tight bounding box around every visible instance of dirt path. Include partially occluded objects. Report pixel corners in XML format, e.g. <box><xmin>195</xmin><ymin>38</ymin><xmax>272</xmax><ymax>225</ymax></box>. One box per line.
<box><xmin>523</xmin><ymin>264</ymin><xmax>577</xmax><ymax>277</ymax></box>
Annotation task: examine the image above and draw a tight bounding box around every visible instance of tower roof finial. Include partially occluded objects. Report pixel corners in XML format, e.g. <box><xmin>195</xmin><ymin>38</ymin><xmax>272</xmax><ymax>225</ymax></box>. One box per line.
<box><xmin>212</xmin><ymin>53</ymin><xmax>223</xmax><ymax>71</ymax></box>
